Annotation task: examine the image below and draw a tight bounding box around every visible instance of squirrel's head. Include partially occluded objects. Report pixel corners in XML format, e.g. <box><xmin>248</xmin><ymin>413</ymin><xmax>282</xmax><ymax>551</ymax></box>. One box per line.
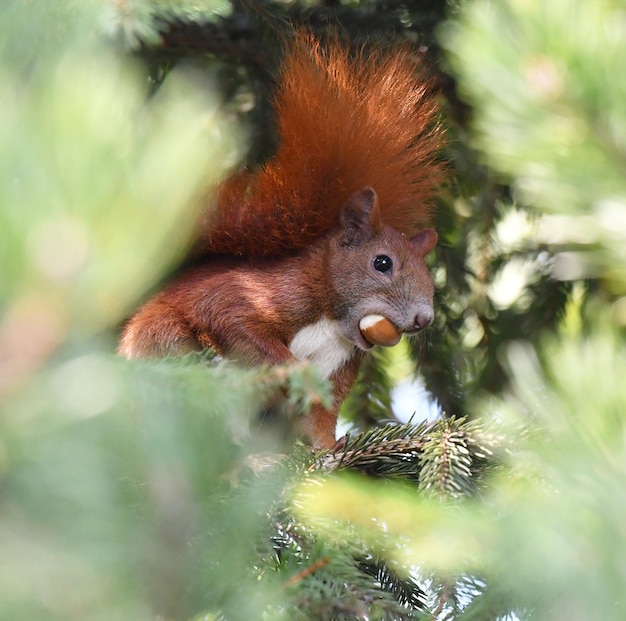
<box><xmin>328</xmin><ymin>187</ymin><xmax>438</xmax><ymax>351</ymax></box>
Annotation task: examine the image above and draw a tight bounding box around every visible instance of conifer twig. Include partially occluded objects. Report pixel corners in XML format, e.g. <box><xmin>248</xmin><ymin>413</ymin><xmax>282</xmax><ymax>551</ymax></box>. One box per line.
<box><xmin>318</xmin><ymin>418</ymin><xmax>498</xmax><ymax>495</ymax></box>
<box><xmin>282</xmin><ymin>557</ymin><xmax>332</xmax><ymax>589</ymax></box>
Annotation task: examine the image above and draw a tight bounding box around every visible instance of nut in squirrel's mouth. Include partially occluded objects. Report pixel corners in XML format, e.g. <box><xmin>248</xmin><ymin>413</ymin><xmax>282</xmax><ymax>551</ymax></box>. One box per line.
<box><xmin>358</xmin><ymin>314</ymin><xmax>402</xmax><ymax>348</ymax></box>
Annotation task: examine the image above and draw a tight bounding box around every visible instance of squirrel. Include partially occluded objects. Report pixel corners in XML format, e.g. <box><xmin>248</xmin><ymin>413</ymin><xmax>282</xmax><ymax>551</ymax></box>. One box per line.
<box><xmin>118</xmin><ymin>33</ymin><xmax>445</xmax><ymax>450</ymax></box>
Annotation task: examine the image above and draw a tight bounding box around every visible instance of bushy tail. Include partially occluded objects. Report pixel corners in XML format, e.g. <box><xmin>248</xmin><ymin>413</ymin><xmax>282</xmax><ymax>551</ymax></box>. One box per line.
<box><xmin>198</xmin><ymin>33</ymin><xmax>445</xmax><ymax>258</ymax></box>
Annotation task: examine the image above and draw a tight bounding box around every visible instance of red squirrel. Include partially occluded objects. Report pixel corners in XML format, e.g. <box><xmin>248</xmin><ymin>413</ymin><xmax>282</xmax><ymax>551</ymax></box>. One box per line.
<box><xmin>119</xmin><ymin>34</ymin><xmax>445</xmax><ymax>449</ymax></box>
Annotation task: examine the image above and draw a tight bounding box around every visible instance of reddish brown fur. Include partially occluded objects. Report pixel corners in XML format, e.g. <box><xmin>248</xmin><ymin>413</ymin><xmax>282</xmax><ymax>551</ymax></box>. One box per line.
<box><xmin>197</xmin><ymin>34</ymin><xmax>444</xmax><ymax>257</ymax></box>
<box><xmin>120</xmin><ymin>188</ymin><xmax>439</xmax><ymax>448</ymax></box>
<box><xmin>120</xmin><ymin>36</ymin><xmax>445</xmax><ymax>449</ymax></box>
<box><xmin>119</xmin><ymin>235</ymin><xmax>368</xmax><ymax>449</ymax></box>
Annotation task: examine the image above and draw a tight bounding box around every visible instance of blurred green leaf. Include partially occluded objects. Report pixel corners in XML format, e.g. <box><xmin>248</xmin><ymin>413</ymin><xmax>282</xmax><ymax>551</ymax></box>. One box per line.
<box><xmin>440</xmin><ymin>0</ymin><xmax>626</xmax><ymax>290</ymax></box>
<box><xmin>0</xmin><ymin>52</ymin><xmax>237</xmax><ymax>329</ymax></box>
<box><xmin>296</xmin><ymin>329</ymin><xmax>626</xmax><ymax>619</ymax></box>
<box><xmin>0</xmin><ymin>1</ymin><xmax>242</xmax><ymax>398</ymax></box>
<box><xmin>2</xmin><ymin>1</ymin><xmax>626</xmax><ymax>619</ymax></box>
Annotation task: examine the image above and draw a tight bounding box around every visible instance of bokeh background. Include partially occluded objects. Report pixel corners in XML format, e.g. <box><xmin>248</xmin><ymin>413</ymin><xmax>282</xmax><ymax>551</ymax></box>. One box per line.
<box><xmin>1</xmin><ymin>1</ymin><xmax>625</xmax><ymax>619</ymax></box>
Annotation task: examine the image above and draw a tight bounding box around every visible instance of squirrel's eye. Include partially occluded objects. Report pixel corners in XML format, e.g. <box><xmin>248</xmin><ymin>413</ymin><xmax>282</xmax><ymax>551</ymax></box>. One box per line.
<box><xmin>373</xmin><ymin>255</ymin><xmax>393</xmax><ymax>273</ymax></box>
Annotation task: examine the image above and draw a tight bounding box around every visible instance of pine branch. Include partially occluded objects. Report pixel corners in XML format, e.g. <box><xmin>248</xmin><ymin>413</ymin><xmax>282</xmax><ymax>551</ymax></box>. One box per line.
<box><xmin>142</xmin><ymin>13</ymin><xmax>271</xmax><ymax>66</ymax></box>
<box><xmin>319</xmin><ymin>418</ymin><xmax>498</xmax><ymax>496</ymax></box>
<box><xmin>321</xmin><ymin>420</ymin><xmax>431</xmax><ymax>483</ymax></box>
<box><xmin>251</xmin><ymin>419</ymin><xmax>502</xmax><ymax>619</ymax></box>
<box><xmin>418</xmin><ymin>418</ymin><xmax>478</xmax><ymax>499</ymax></box>
<box><xmin>114</xmin><ymin>0</ymin><xmax>450</xmax><ymax>65</ymax></box>
<box><xmin>358</xmin><ymin>555</ymin><xmax>427</xmax><ymax>611</ymax></box>
<box><xmin>264</xmin><ymin>510</ymin><xmax>428</xmax><ymax>620</ymax></box>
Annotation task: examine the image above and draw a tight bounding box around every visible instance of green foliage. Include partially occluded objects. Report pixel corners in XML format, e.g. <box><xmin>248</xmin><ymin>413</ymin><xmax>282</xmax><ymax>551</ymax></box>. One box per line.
<box><xmin>110</xmin><ymin>0</ymin><xmax>232</xmax><ymax>49</ymax></box>
<box><xmin>3</xmin><ymin>1</ymin><xmax>626</xmax><ymax>620</ymax></box>
<box><xmin>0</xmin><ymin>356</ymin><xmax>276</xmax><ymax>620</ymax></box>
<box><xmin>320</xmin><ymin>418</ymin><xmax>497</xmax><ymax>495</ymax></box>
<box><xmin>300</xmin><ymin>331</ymin><xmax>626</xmax><ymax>619</ymax></box>
<box><xmin>259</xmin><ymin>417</ymin><xmax>498</xmax><ymax>621</ymax></box>
<box><xmin>441</xmin><ymin>0</ymin><xmax>626</xmax><ymax>292</ymax></box>
<box><xmin>295</xmin><ymin>0</ymin><xmax>626</xmax><ymax>619</ymax></box>
<box><xmin>0</xmin><ymin>3</ymin><xmax>272</xmax><ymax>619</ymax></box>
<box><xmin>0</xmin><ymin>0</ymin><xmax>240</xmax><ymax>336</ymax></box>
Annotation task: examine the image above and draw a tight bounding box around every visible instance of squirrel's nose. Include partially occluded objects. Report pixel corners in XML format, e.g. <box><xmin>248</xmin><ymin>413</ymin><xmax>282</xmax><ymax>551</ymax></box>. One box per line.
<box><xmin>414</xmin><ymin>308</ymin><xmax>434</xmax><ymax>331</ymax></box>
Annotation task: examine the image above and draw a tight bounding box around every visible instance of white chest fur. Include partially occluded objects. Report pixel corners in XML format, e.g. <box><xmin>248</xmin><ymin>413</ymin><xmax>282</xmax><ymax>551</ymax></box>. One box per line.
<box><xmin>289</xmin><ymin>316</ymin><xmax>355</xmax><ymax>379</ymax></box>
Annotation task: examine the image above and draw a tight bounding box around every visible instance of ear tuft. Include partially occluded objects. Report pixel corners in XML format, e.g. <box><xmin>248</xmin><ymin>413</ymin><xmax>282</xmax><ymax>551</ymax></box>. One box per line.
<box><xmin>410</xmin><ymin>228</ymin><xmax>438</xmax><ymax>257</ymax></box>
<box><xmin>339</xmin><ymin>187</ymin><xmax>381</xmax><ymax>246</ymax></box>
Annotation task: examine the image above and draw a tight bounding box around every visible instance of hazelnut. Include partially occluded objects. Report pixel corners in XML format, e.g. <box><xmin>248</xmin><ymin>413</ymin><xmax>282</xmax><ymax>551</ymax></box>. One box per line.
<box><xmin>359</xmin><ymin>315</ymin><xmax>401</xmax><ymax>347</ymax></box>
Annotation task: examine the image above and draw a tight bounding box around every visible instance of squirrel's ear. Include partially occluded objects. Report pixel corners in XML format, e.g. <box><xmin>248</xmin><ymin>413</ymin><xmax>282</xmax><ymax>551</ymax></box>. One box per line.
<box><xmin>410</xmin><ymin>228</ymin><xmax>438</xmax><ymax>257</ymax></box>
<box><xmin>339</xmin><ymin>187</ymin><xmax>381</xmax><ymax>246</ymax></box>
